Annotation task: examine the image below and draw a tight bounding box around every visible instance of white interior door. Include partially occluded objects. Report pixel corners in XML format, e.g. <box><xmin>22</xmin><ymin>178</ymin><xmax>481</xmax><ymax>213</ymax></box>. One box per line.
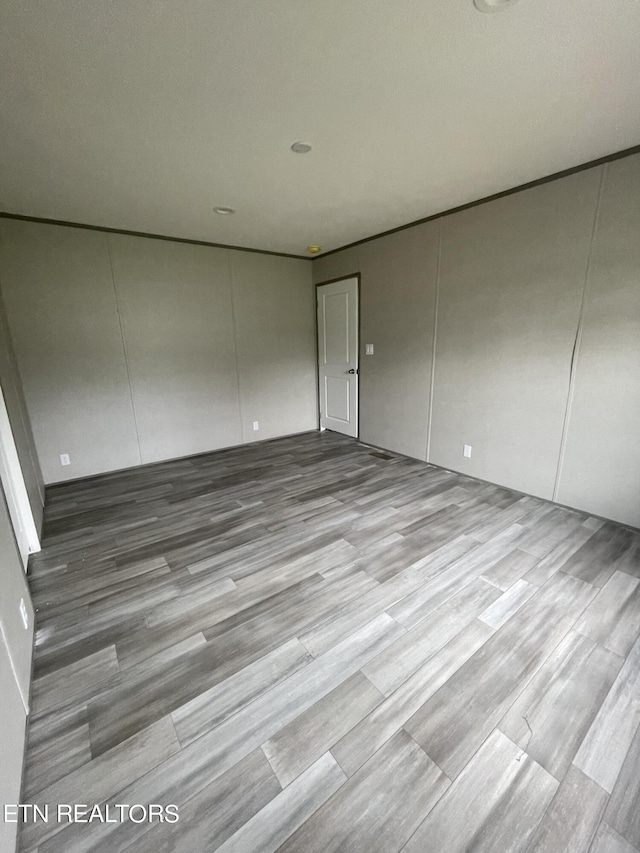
<box><xmin>0</xmin><ymin>387</ymin><xmax>40</xmax><ymax>569</ymax></box>
<box><xmin>317</xmin><ymin>277</ymin><xmax>359</xmax><ymax>438</ymax></box>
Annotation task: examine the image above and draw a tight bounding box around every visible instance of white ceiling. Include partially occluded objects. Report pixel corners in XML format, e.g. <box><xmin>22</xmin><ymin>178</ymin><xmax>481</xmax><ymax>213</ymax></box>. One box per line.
<box><xmin>1</xmin><ymin>1</ymin><xmax>639</xmax><ymax>257</ymax></box>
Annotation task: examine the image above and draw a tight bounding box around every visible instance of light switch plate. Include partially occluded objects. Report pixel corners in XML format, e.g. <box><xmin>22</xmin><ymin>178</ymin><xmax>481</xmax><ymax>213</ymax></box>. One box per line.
<box><xmin>365</xmin><ymin>344</ymin><xmax>374</xmax><ymax>355</ymax></box>
<box><xmin>463</xmin><ymin>444</ymin><xmax>472</xmax><ymax>458</ymax></box>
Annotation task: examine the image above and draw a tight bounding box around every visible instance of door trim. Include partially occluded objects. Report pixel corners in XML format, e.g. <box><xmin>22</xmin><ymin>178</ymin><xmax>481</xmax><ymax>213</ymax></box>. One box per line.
<box><xmin>0</xmin><ymin>387</ymin><xmax>40</xmax><ymax>568</ymax></box>
<box><xmin>315</xmin><ymin>273</ymin><xmax>361</xmax><ymax>440</ymax></box>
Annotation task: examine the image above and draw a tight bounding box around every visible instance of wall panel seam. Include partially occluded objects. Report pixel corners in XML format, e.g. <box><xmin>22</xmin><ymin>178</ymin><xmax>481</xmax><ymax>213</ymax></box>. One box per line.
<box><xmin>425</xmin><ymin>219</ymin><xmax>442</xmax><ymax>463</ymax></box>
<box><xmin>225</xmin><ymin>252</ymin><xmax>246</xmax><ymax>444</ymax></box>
<box><xmin>552</xmin><ymin>164</ymin><xmax>607</xmax><ymax>502</ymax></box>
<box><xmin>104</xmin><ymin>234</ymin><xmax>144</xmax><ymax>467</ymax></box>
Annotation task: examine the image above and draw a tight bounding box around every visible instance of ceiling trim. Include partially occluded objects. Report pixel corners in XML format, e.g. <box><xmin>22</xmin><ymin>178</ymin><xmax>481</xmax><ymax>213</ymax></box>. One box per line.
<box><xmin>0</xmin><ymin>212</ymin><xmax>312</xmax><ymax>261</ymax></box>
<box><xmin>1</xmin><ymin>142</ymin><xmax>639</xmax><ymax>262</ymax></box>
<box><xmin>315</xmin><ymin>142</ymin><xmax>640</xmax><ymax>260</ymax></box>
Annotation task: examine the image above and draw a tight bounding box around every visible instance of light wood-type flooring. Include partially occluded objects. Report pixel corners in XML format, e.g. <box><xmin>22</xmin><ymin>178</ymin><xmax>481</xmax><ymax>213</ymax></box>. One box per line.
<box><xmin>19</xmin><ymin>430</ymin><xmax>640</xmax><ymax>852</ymax></box>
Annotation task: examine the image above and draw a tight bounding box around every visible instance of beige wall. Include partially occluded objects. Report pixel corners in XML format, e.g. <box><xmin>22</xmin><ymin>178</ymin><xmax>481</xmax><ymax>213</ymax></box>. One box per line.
<box><xmin>0</xmin><ymin>220</ymin><xmax>316</xmax><ymax>483</ymax></box>
<box><xmin>431</xmin><ymin>169</ymin><xmax>601</xmax><ymax>499</ymax></box>
<box><xmin>358</xmin><ymin>225</ymin><xmax>439</xmax><ymax>459</ymax></box>
<box><xmin>0</xmin><ymin>223</ymin><xmax>141</xmax><ymax>482</ymax></box>
<box><xmin>557</xmin><ymin>156</ymin><xmax>640</xmax><ymax>528</ymax></box>
<box><xmin>229</xmin><ymin>251</ymin><xmax>317</xmax><ymax>443</ymax></box>
<box><xmin>315</xmin><ymin>153</ymin><xmax>640</xmax><ymax>528</ymax></box>
<box><xmin>108</xmin><ymin>235</ymin><xmax>241</xmax><ymax>464</ymax></box>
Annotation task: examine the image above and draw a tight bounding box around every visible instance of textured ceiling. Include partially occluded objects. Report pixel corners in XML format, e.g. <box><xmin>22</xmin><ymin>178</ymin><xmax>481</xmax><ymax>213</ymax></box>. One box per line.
<box><xmin>1</xmin><ymin>1</ymin><xmax>639</xmax><ymax>256</ymax></box>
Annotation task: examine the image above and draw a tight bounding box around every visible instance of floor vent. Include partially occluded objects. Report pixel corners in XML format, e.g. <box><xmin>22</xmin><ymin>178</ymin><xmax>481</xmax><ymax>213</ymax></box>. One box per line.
<box><xmin>370</xmin><ymin>451</ymin><xmax>393</xmax><ymax>460</ymax></box>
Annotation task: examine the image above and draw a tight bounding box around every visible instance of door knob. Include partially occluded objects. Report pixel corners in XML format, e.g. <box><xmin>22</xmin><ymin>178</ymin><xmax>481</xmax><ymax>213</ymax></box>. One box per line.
<box><xmin>347</xmin><ymin>369</ymin><xmax>357</xmax><ymax>374</ymax></box>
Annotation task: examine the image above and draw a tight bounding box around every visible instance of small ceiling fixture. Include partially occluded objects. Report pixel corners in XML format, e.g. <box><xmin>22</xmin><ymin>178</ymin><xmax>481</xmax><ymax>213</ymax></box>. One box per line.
<box><xmin>213</xmin><ymin>206</ymin><xmax>235</xmax><ymax>215</ymax></box>
<box><xmin>474</xmin><ymin>0</ymin><xmax>521</xmax><ymax>11</ymax></box>
<box><xmin>291</xmin><ymin>141</ymin><xmax>313</xmax><ymax>154</ymax></box>
<box><xmin>307</xmin><ymin>245</ymin><xmax>322</xmax><ymax>254</ymax></box>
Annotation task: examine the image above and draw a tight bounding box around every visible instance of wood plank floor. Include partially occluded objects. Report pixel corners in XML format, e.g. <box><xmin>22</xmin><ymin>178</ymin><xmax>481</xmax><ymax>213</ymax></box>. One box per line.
<box><xmin>19</xmin><ymin>430</ymin><xmax>640</xmax><ymax>853</ymax></box>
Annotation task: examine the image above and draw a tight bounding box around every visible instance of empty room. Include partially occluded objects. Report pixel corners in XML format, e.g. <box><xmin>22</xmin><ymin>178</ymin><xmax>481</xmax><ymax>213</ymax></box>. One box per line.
<box><xmin>1</xmin><ymin>2</ymin><xmax>640</xmax><ymax>852</ymax></box>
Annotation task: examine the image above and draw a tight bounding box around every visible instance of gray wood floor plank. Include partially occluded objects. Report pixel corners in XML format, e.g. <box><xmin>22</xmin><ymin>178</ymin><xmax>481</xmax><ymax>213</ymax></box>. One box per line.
<box><xmin>234</xmin><ymin>538</ymin><xmax>359</xmax><ymax>593</ymax></box>
<box><xmin>171</xmin><ymin>638</ymin><xmax>312</xmax><ymax>747</ymax></box>
<box><xmin>309</xmin><ymin>564</ymin><xmax>430</xmax><ymax>640</ymax></box>
<box><xmin>278</xmin><ymin>731</ymin><xmax>449</xmax><ymax>853</ymax></box>
<box><xmin>574</xmin><ymin>634</ymin><xmax>640</xmax><ymax>793</ymax></box>
<box><xmin>30</xmin><ymin>645</ymin><xmax>120</xmax><ymax>715</ymax></box>
<box><xmin>524</xmin><ymin>766</ymin><xmax>608</xmax><ymax>853</ymax></box>
<box><xmin>215</xmin><ymin>752</ymin><xmax>346</xmax><ymax>853</ymax></box>
<box><xmin>333</xmin><ymin>620</ymin><xmax>494</xmax><ymax>777</ymax></box>
<box><xmin>604</xmin><ymin>714</ymin><xmax>640</xmax><ymax>849</ymax></box>
<box><xmin>22</xmin><ymin>704</ymin><xmax>91</xmax><ymax>798</ymax></box>
<box><xmin>480</xmin><ymin>548</ymin><xmax>540</xmax><ymax>591</ymax></box>
<box><xmin>574</xmin><ymin>570</ymin><xmax>640</xmax><ymax>657</ymax></box>
<box><xmin>262</xmin><ymin>671</ymin><xmax>383</xmax><ymax>787</ymax></box>
<box><xmin>517</xmin><ymin>508</ymin><xmax>585</xmax><ymax>559</ymax></box>
<box><xmin>467</xmin><ymin>497</ymin><xmax>539</xmax><ymax>543</ymax></box>
<box><xmin>499</xmin><ymin>631</ymin><xmax>623</xmax><ymax>779</ymax></box>
<box><xmin>562</xmin><ymin>523</ymin><xmax>638</xmax><ymax>588</ymax></box>
<box><xmin>140</xmin><ymin>575</ymin><xmax>237</xmax><ymax>630</ymax></box>
<box><xmin>201</xmin><ymin>569</ymin><xmax>377</xmax><ymax>645</ymax></box>
<box><xmin>589</xmin><ymin>823</ymin><xmax>640</xmax><ymax>853</ymax></box>
<box><xmin>32</xmin><ymin>611</ymin><xmax>142</xmax><ymax>679</ymax></box>
<box><xmin>404</xmin><ymin>572</ymin><xmax>595</xmax><ymax>779</ymax></box>
<box><xmin>402</xmin><ymin>729</ymin><xmax>558</xmax><ymax>853</ymax></box>
<box><xmin>121</xmin><ymin>574</ymin><xmax>324</xmax><ymax>669</ymax></box>
<box><xmin>362</xmin><ymin>577</ymin><xmax>501</xmax><ymax>695</ymax></box>
<box><xmin>121</xmin><ymin>749</ymin><xmax>282</xmax><ymax>853</ymax></box>
<box><xmin>611</xmin><ymin>537</ymin><xmax>640</xmax><ymax>580</ymax></box>
<box><xmin>478</xmin><ymin>578</ymin><xmax>538</xmax><ymax>629</ymax></box>
<box><xmin>355</xmin><ymin>524</ymin><xmax>460</xmax><ymax>583</ymax></box>
<box><xmin>21</xmin><ymin>717</ymin><xmax>180</xmax><ymax>850</ymax></box>
<box><xmin>387</xmin><ymin>523</ymin><xmax>527</xmax><ymax>629</ymax></box>
<box><xmin>342</xmin><ymin>505</ymin><xmax>405</xmax><ymax>549</ymax></box>
<box><xmin>30</xmin><ymin>556</ymin><xmax>171</xmax><ymax>614</ymax></box>
<box><xmin>523</xmin><ymin>521</ymin><xmax>603</xmax><ymax>587</ymax></box>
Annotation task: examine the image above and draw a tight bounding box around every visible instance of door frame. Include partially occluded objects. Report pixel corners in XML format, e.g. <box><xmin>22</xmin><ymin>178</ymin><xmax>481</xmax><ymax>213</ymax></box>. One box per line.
<box><xmin>314</xmin><ymin>273</ymin><xmax>361</xmax><ymax>439</ymax></box>
<box><xmin>0</xmin><ymin>386</ymin><xmax>40</xmax><ymax>569</ymax></box>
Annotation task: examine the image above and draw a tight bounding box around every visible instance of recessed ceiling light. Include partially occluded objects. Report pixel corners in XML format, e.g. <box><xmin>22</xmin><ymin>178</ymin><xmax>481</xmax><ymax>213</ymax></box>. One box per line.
<box><xmin>474</xmin><ymin>0</ymin><xmax>521</xmax><ymax>11</ymax></box>
<box><xmin>307</xmin><ymin>245</ymin><xmax>322</xmax><ymax>254</ymax></box>
<box><xmin>291</xmin><ymin>142</ymin><xmax>313</xmax><ymax>154</ymax></box>
<box><xmin>213</xmin><ymin>206</ymin><xmax>235</xmax><ymax>215</ymax></box>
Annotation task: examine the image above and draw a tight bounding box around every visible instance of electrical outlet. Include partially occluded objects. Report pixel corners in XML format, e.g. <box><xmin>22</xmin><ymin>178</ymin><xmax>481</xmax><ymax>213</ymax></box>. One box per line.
<box><xmin>252</xmin><ymin>421</ymin><xmax>259</xmax><ymax>431</ymax></box>
<box><xmin>19</xmin><ymin>598</ymin><xmax>28</xmax><ymax>630</ymax></box>
<box><xmin>463</xmin><ymin>444</ymin><xmax>472</xmax><ymax>458</ymax></box>
<box><xmin>60</xmin><ymin>453</ymin><xmax>71</xmax><ymax>466</ymax></box>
